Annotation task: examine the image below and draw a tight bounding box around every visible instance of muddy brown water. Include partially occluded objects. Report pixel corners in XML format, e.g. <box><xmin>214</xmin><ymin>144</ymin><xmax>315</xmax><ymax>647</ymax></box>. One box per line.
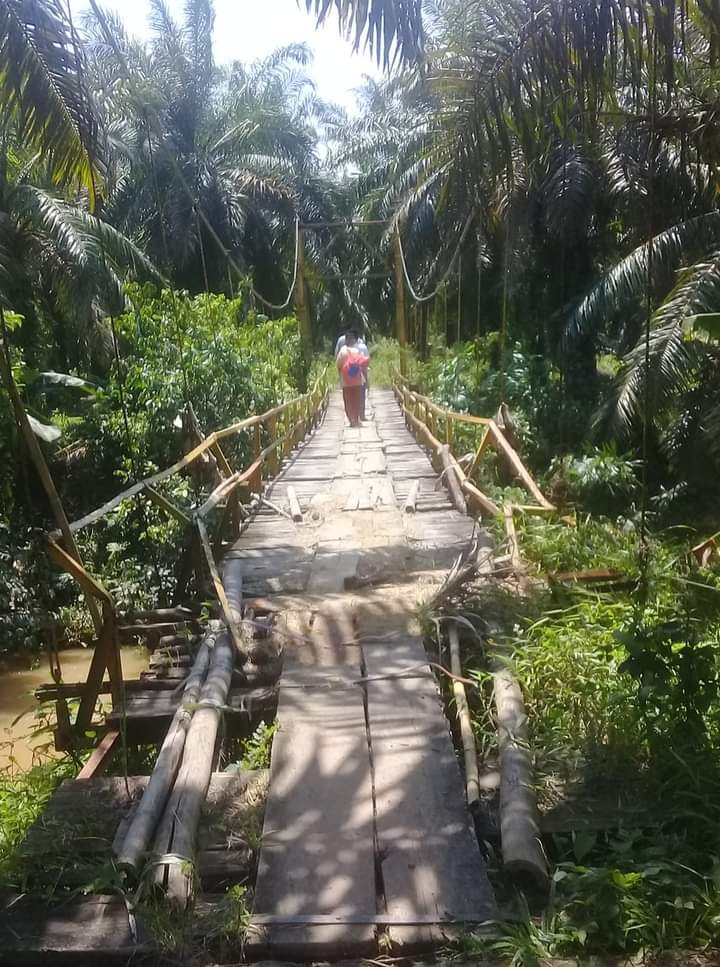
<box><xmin>0</xmin><ymin>646</ymin><xmax>148</xmax><ymax>772</ymax></box>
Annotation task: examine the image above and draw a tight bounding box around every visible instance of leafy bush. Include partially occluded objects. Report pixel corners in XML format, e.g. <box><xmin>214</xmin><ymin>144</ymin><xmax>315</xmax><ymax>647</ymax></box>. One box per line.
<box><xmin>70</xmin><ymin>287</ymin><xmax>303</xmax><ymax>503</ymax></box>
<box><xmin>419</xmin><ymin>337</ymin><xmax>578</xmax><ymax>466</ymax></box>
<box><xmin>548</xmin><ymin>446</ymin><xmax>640</xmax><ymax>516</ymax></box>
<box><xmin>0</xmin><ymin>287</ymin><xmax>308</xmax><ymax>645</ymax></box>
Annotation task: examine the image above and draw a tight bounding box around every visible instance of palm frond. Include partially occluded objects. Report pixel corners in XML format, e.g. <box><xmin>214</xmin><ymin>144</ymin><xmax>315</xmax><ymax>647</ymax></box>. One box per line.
<box><xmin>0</xmin><ymin>0</ymin><xmax>101</xmax><ymax>198</ymax></box>
<box><xmin>305</xmin><ymin>0</ymin><xmax>424</xmax><ymax>67</ymax></box>
<box><xmin>565</xmin><ymin>212</ymin><xmax>720</xmax><ymax>341</ymax></box>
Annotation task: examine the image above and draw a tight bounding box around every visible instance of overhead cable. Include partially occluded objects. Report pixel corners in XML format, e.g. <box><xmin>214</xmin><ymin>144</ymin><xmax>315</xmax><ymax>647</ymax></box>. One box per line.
<box><xmin>396</xmin><ymin>210</ymin><xmax>477</xmax><ymax>303</ymax></box>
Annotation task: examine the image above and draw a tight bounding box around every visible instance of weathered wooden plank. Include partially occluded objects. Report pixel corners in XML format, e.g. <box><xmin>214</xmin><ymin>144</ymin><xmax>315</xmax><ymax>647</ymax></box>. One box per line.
<box><xmin>76</xmin><ymin>728</ymin><xmax>121</xmax><ymax>780</ymax></box>
<box><xmin>363</xmin><ymin>635</ymin><xmax>496</xmax><ymax>949</ymax></box>
<box><xmin>286</xmin><ymin>486</ymin><xmax>303</xmax><ymax>522</ymax></box>
<box><xmin>0</xmin><ymin>895</ymin><xmax>151</xmax><ymax>965</ymax></box>
<box><xmin>250</xmin><ymin>610</ymin><xmax>376</xmax><ymax>959</ymax></box>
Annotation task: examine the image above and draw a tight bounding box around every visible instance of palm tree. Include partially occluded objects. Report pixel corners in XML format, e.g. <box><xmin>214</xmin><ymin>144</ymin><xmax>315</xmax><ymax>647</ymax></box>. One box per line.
<box><xmin>84</xmin><ymin>1</ymin><xmax>334</xmax><ymax>300</ymax></box>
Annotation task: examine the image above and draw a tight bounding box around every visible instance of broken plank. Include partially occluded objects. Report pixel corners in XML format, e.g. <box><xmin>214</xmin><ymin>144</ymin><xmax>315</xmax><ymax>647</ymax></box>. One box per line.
<box><xmin>286</xmin><ymin>486</ymin><xmax>303</xmax><ymax>522</ymax></box>
<box><xmin>77</xmin><ymin>728</ymin><xmax>121</xmax><ymax>780</ymax></box>
<box><xmin>404</xmin><ymin>479</ymin><xmax>420</xmax><ymax>513</ymax></box>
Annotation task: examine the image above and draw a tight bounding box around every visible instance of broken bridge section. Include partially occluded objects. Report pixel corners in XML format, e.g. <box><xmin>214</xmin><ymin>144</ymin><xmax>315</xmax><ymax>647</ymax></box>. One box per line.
<box><xmin>224</xmin><ymin>390</ymin><xmax>496</xmax><ymax>958</ymax></box>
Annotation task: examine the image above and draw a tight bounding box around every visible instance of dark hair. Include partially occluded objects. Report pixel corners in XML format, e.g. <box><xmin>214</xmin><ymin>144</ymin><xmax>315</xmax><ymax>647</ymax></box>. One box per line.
<box><xmin>346</xmin><ymin>328</ymin><xmax>358</xmax><ymax>339</ymax></box>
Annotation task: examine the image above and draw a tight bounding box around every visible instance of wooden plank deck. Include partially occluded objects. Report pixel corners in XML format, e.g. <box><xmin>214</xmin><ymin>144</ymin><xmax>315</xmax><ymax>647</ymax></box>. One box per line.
<box><xmin>10</xmin><ymin>388</ymin><xmax>497</xmax><ymax>962</ymax></box>
<box><xmin>241</xmin><ymin>391</ymin><xmax>496</xmax><ymax>956</ymax></box>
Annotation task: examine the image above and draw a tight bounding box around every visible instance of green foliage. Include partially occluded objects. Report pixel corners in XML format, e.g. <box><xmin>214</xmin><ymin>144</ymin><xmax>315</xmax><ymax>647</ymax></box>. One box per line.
<box><xmin>90</xmin><ymin>285</ymin><xmax>302</xmax><ymax>472</ymax></box>
<box><xmin>0</xmin><ymin>524</ymin><xmax>69</xmax><ymax>655</ymax></box>
<box><xmin>0</xmin><ymin>0</ymin><xmax>100</xmax><ymax>195</ymax></box>
<box><xmin>367</xmin><ymin>336</ymin><xmax>417</xmax><ymax>388</ymax></box>
<box><xmin>454</xmin><ymin>509</ymin><xmax>720</xmax><ymax>959</ymax></box>
<box><xmin>229</xmin><ymin>721</ymin><xmax>278</xmax><ymax>772</ymax></box>
<box><xmin>0</xmin><ymin>757</ymin><xmax>77</xmax><ymax>889</ymax></box>
<box><xmin>53</xmin><ymin>287</ymin><xmax>304</xmax><ymax>609</ymax></box>
<box><xmin>547</xmin><ymin>447</ymin><xmax>640</xmax><ymax>516</ymax></box>
<box><xmin>419</xmin><ymin>338</ymin><xmax>578</xmax><ymax>465</ymax></box>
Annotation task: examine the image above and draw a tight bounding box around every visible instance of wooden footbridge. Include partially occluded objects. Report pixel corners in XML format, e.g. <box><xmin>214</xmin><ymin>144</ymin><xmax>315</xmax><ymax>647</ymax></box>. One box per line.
<box><xmin>0</xmin><ymin>377</ymin><xmax>554</xmax><ymax>964</ymax></box>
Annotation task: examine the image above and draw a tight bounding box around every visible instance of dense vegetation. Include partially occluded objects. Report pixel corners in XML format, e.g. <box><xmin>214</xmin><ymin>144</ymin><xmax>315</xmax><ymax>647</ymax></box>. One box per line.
<box><xmin>2</xmin><ymin>0</ymin><xmax>720</xmax><ymax>961</ymax></box>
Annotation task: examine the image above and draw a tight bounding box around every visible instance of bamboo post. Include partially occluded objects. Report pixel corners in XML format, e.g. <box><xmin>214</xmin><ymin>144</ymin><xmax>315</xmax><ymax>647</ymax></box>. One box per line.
<box><xmin>116</xmin><ymin>632</ymin><xmax>214</xmax><ymax>871</ymax></box>
<box><xmin>267</xmin><ymin>415</ymin><xmax>279</xmax><ymax>476</ymax></box>
<box><xmin>252</xmin><ymin>423</ymin><xmax>263</xmax><ymax>492</ymax></box>
<box><xmin>0</xmin><ymin>342</ymin><xmax>103</xmax><ymax>634</ymax></box>
<box><xmin>504</xmin><ymin>503</ymin><xmax>530</xmax><ymax>592</ymax></box>
<box><xmin>394</xmin><ymin>229</ymin><xmax>408</xmax><ymax>377</ymax></box>
<box><xmin>75</xmin><ymin>605</ymin><xmax>122</xmax><ymax>732</ymax></box>
<box><xmin>446</xmin><ymin>412</ymin><xmax>454</xmax><ymax>450</ymax></box>
<box><xmin>448</xmin><ymin>623</ymin><xmax>480</xmax><ymax>809</ymax></box>
<box><xmin>466</xmin><ymin>426</ymin><xmax>492</xmax><ymax>482</ymax></box>
<box><xmin>439</xmin><ymin>444</ymin><xmax>467</xmax><ymax>515</ymax></box>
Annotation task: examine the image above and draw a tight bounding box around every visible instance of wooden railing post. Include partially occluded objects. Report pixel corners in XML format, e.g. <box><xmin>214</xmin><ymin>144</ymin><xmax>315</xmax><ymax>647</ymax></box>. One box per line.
<box><xmin>251</xmin><ymin>423</ymin><xmax>263</xmax><ymax>492</ymax></box>
<box><xmin>0</xmin><ymin>343</ymin><xmax>103</xmax><ymax>634</ymax></box>
<box><xmin>75</xmin><ymin>603</ymin><xmax>122</xmax><ymax>734</ymax></box>
<box><xmin>267</xmin><ymin>415</ymin><xmax>279</xmax><ymax>476</ymax></box>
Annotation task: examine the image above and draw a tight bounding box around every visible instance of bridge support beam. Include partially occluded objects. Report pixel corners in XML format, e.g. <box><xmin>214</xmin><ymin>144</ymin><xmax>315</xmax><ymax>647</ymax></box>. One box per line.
<box><xmin>295</xmin><ymin>227</ymin><xmax>312</xmax><ymax>392</ymax></box>
<box><xmin>393</xmin><ymin>229</ymin><xmax>408</xmax><ymax>376</ymax></box>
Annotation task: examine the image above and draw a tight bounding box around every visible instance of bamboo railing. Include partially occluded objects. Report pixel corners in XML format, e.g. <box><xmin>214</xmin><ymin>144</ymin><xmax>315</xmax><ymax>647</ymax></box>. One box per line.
<box><xmin>45</xmin><ymin>375</ymin><xmax>330</xmax><ymax>748</ymax></box>
<box><xmin>392</xmin><ymin>375</ymin><xmax>554</xmax><ymax>521</ymax></box>
<box><xmin>393</xmin><ymin>376</ymin><xmax>552</xmax><ymax>888</ymax></box>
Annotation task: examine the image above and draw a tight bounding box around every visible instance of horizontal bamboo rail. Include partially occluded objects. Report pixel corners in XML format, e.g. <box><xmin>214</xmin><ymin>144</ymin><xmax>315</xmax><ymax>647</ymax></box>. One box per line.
<box><xmin>50</xmin><ymin>377</ymin><xmax>328</xmax><ymax>540</ymax></box>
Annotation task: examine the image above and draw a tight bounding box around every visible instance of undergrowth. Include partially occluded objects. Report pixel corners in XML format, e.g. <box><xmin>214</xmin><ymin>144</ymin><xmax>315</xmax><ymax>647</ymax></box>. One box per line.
<box><xmin>0</xmin><ymin>756</ymin><xmax>77</xmax><ymax>890</ymax></box>
<box><xmin>451</xmin><ymin>512</ymin><xmax>720</xmax><ymax>962</ymax></box>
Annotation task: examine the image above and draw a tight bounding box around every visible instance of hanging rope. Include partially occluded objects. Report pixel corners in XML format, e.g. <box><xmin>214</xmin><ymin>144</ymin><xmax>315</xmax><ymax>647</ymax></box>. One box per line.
<box><xmin>476</xmin><ymin>250</ymin><xmax>482</xmax><ymax>338</ymax></box>
<box><xmin>396</xmin><ymin>210</ymin><xmax>476</xmax><ymax>303</ymax></box>
<box><xmin>243</xmin><ymin>215</ymin><xmax>301</xmax><ymax>312</ymax></box>
<box><xmin>456</xmin><ymin>254</ymin><xmax>462</xmax><ymax>343</ymax></box>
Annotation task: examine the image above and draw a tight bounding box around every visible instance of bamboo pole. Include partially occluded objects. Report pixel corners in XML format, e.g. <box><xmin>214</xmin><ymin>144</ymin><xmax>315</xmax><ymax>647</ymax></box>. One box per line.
<box><xmin>490</xmin><ymin>422</ymin><xmax>554</xmax><ymax>510</ymax></box>
<box><xmin>0</xmin><ymin>344</ymin><xmax>102</xmax><ymax>633</ymax></box>
<box><xmin>439</xmin><ymin>444</ymin><xmax>467</xmax><ymax>515</ymax></box>
<box><xmin>195</xmin><ymin>517</ymin><xmax>246</xmax><ymax>660</ymax></box>
<box><xmin>448</xmin><ymin>623</ymin><xmax>479</xmax><ymax>809</ymax></box>
<box><xmin>116</xmin><ymin>632</ymin><xmax>214</xmax><ymax>871</ymax></box>
<box><xmin>153</xmin><ymin>631</ymin><xmax>235</xmax><ymax>906</ymax></box>
<box><xmin>493</xmin><ymin>663</ymin><xmax>548</xmax><ymax>887</ymax></box>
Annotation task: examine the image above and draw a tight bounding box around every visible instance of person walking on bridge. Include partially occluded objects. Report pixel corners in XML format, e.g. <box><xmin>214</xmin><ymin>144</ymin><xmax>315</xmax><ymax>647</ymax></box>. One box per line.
<box><xmin>336</xmin><ymin>330</ymin><xmax>368</xmax><ymax>428</ymax></box>
<box><xmin>336</xmin><ymin>329</ymin><xmax>370</xmax><ymax>419</ymax></box>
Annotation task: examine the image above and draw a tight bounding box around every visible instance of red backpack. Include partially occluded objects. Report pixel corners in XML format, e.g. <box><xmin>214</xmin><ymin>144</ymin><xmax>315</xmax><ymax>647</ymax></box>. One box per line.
<box><xmin>341</xmin><ymin>348</ymin><xmax>366</xmax><ymax>382</ymax></box>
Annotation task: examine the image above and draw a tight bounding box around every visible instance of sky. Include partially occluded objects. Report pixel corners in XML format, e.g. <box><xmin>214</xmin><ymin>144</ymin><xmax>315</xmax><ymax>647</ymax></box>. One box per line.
<box><xmin>70</xmin><ymin>0</ymin><xmax>382</xmax><ymax>113</ymax></box>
